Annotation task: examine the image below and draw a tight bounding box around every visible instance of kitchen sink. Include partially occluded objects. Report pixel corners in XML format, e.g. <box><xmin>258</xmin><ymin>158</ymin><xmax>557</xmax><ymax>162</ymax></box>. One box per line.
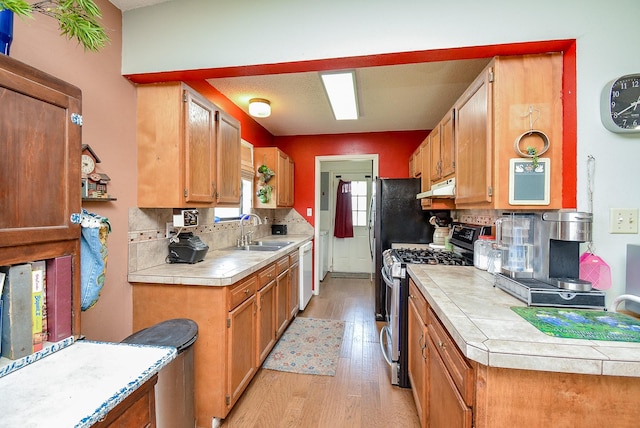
<box><xmin>253</xmin><ymin>240</ymin><xmax>293</xmax><ymax>248</ymax></box>
<box><xmin>233</xmin><ymin>244</ymin><xmax>282</xmax><ymax>251</ymax></box>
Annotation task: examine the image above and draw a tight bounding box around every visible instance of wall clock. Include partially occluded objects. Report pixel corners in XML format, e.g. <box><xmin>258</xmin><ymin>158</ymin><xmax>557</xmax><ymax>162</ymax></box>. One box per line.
<box><xmin>81</xmin><ymin>154</ymin><xmax>96</xmax><ymax>175</ymax></box>
<box><xmin>600</xmin><ymin>73</ymin><xmax>640</xmax><ymax>133</ymax></box>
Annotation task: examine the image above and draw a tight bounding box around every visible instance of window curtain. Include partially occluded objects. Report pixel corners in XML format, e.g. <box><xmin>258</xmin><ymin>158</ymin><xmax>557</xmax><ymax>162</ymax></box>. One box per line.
<box><xmin>334</xmin><ymin>179</ymin><xmax>354</xmax><ymax>238</ymax></box>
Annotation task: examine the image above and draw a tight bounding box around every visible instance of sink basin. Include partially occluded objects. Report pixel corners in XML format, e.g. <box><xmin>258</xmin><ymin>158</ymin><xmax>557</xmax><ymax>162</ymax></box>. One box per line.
<box><xmin>253</xmin><ymin>240</ymin><xmax>293</xmax><ymax>248</ymax></box>
<box><xmin>233</xmin><ymin>245</ymin><xmax>282</xmax><ymax>251</ymax></box>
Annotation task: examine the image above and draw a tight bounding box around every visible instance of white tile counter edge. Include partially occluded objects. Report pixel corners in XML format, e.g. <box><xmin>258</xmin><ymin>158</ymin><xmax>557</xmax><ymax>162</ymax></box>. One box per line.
<box><xmin>407</xmin><ymin>264</ymin><xmax>640</xmax><ymax>377</ymax></box>
<box><xmin>0</xmin><ymin>340</ymin><xmax>177</xmax><ymax>427</ymax></box>
<box><xmin>128</xmin><ymin>234</ymin><xmax>313</xmax><ymax>286</ymax></box>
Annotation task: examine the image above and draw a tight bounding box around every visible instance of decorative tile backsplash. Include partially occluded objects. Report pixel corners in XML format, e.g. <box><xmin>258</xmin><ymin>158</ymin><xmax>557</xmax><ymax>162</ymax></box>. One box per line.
<box><xmin>128</xmin><ymin>208</ymin><xmax>313</xmax><ymax>272</ymax></box>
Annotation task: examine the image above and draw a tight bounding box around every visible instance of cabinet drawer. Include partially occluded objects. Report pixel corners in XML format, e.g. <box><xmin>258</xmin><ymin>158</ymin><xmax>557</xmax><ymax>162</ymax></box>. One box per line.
<box><xmin>288</xmin><ymin>249</ymin><xmax>299</xmax><ymax>265</ymax></box>
<box><xmin>258</xmin><ymin>264</ymin><xmax>276</xmax><ymax>288</ymax></box>
<box><xmin>428</xmin><ymin>307</ymin><xmax>474</xmax><ymax>406</ymax></box>
<box><xmin>229</xmin><ymin>275</ymin><xmax>258</xmax><ymax>310</ymax></box>
<box><xmin>276</xmin><ymin>256</ymin><xmax>289</xmax><ymax>274</ymax></box>
<box><xmin>409</xmin><ymin>279</ymin><xmax>428</xmax><ymax>324</ymax></box>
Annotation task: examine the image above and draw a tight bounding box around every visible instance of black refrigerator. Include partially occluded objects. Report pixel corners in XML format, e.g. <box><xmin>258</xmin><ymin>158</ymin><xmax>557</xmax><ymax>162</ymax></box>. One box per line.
<box><xmin>371</xmin><ymin>178</ymin><xmax>434</xmax><ymax>320</ymax></box>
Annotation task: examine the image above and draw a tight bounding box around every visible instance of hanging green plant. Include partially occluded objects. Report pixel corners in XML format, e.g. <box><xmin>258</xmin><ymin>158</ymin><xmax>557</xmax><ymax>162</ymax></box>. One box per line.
<box><xmin>257</xmin><ymin>164</ymin><xmax>275</xmax><ymax>184</ymax></box>
<box><xmin>0</xmin><ymin>0</ymin><xmax>109</xmax><ymax>51</ymax></box>
<box><xmin>256</xmin><ymin>184</ymin><xmax>272</xmax><ymax>203</ymax></box>
<box><xmin>526</xmin><ymin>146</ymin><xmax>539</xmax><ymax>169</ymax></box>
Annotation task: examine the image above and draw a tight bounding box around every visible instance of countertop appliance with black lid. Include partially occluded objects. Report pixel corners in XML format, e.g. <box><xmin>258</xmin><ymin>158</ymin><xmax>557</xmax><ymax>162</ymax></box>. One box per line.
<box><xmin>167</xmin><ymin>232</ymin><xmax>209</xmax><ymax>264</ymax></box>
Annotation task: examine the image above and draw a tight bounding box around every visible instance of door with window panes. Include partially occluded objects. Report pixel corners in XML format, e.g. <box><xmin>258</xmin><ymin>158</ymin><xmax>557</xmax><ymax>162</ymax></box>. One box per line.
<box><xmin>331</xmin><ymin>173</ymin><xmax>373</xmax><ymax>273</ymax></box>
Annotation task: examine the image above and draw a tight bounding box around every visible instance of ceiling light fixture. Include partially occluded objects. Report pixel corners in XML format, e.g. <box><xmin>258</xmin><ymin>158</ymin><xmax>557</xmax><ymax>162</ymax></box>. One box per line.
<box><xmin>320</xmin><ymin>71</ymin><xmax>359</xmax><ymax>120</ymax></box>
<box><xmin>249</xmin><ymin>98</ymin><xmax>271</xmax><ymax>118</ymax></box>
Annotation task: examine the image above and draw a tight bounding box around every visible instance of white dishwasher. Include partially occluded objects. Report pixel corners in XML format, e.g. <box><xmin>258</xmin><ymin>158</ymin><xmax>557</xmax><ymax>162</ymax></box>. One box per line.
<box><xmin>299</xmin><ymin>241</ymin><xmax>313</xmax><ymax>310</ymax></box>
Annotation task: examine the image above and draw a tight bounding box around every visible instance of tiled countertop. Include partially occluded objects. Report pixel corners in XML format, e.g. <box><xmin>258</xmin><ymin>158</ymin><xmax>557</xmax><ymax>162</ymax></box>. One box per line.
<box><xmin>128</xmin><ymin>234</ymin><xmax>312</xmax><ymax>286</ymax></box>
<box><xmin>0</xmin><ymin>340</ymin><xmax>176</xmax><ymax>427</ymax></box>
<box><xmin>408</xmin><ymin>264</ymin><xmax>640</xmax><ymax>377</ymax></box>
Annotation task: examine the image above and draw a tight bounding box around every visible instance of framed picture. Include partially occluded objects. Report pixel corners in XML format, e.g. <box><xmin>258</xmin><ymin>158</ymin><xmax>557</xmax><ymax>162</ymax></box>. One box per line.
<box><xmin>509</xmin><ymin>157</ymin><xmax>550</xmax><ymax>205</ymax></box>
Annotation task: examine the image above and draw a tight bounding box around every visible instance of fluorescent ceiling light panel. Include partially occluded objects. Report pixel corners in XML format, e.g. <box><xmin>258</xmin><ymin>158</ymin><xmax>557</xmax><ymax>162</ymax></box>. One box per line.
<box><xmin>320</xmin><ymin>71</ymin><xmax>359</xmax><ymax>120</ymax></box>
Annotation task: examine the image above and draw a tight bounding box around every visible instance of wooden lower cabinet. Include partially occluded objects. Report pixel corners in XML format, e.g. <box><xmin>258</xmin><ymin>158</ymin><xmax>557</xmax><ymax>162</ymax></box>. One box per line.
<box><xmin>407</xmin><ymin>284</ymin><xmax>428</xmax><ymax>426</ymax></box>
<box><xmin>275</xmin><ymin>256</ymin><xmax>290</xmax><ymax>338</ymax></box>
<box><xmin>256</xmin><ymin>278</ymin><xmax>276</xmax><ymax>365</ymax></box>
<box><xmin>427</xmin><ymin>336</ymin><xmax>472</xmax><ymax>428</ymax></box>
<box><xmin>93</xmin><ymin>375</ymin><xmax>158</xmax><ymax>428</ymax></box>
<box><xmin>288</xmin><ymin>253</ymin><xmax>299</xmax><ymax>319</ymax></box>
<box><xmin>227</xmin><ymin>293</ymin><xmax>256</xmax><ymax>408</ymax></box>
<box><xmin>132</xmin><ymin>249</ymin><xmax>301</xmax><ymax>427</ymax></box>
<box><xmin>408</xmin><ymin>280</ymin><xmax>640</xmax><ymax>428</ymax></box>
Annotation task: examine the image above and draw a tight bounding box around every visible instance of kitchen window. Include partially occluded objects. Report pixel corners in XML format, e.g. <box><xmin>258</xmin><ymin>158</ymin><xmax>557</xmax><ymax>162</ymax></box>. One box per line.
<box><xmin>350</xmin><ymin>180</ymin><xmax>368</xmax><ymax>226</ymax></box>
<box><xmin>214</xmin><ymin>176</ymin><xmax>253</xmax><ymax>220</ymax></box>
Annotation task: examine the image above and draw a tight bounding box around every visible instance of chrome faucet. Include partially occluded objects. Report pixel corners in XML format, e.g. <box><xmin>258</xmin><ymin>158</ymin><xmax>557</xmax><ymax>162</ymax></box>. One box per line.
<box><xmin>238</xmin><ymin>213</ymin><xmax>263</xmax><ymax>246</ymax></box>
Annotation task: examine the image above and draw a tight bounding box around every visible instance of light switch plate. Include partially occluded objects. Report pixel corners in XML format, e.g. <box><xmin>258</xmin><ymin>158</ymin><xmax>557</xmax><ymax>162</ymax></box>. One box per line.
<box><xmin>307</xmin><ymin>208</ymin><xmax>312</xmax><ymax>217</ymax></box>
<box><xmin>610</xmin><ymin>208</ymin><xmax>639</xmax><ymax>234</ymax></box>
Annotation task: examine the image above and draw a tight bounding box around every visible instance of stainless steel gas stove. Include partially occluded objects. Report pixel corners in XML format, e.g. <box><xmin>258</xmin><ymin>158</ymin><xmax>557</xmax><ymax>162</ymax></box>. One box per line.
<box><xmin>379</xmin><ymin>223</ymin><xmax>490</xmax><ymax>388</ymax></box>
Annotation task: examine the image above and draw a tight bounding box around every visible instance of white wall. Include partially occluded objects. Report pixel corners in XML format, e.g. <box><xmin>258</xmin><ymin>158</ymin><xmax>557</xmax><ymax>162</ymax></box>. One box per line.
<box><xmin>120</xmin><ymin>0</ymin><xmax>640</xmax><ymax>302</ymax></box>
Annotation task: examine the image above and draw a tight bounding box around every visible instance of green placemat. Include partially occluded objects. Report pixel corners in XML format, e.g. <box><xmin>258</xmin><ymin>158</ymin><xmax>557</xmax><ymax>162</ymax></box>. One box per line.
<box><xmin>511</xmin><ymin>307</ymin><xmax>640</xmax><ymax>342</ymax></box>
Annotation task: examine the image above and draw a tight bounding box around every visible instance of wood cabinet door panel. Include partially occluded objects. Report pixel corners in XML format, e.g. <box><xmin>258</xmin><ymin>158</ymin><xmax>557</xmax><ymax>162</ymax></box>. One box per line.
<box><xmin>408</xmin><ymin>292</ymin><xmax>428</xmax><ymax>427</ymax></box>
<box><xmin>216</xmin><ymin>110</ymin><xmax>241</xmax><ymax>205</ymax></box>
<box><xmin>289</xmin><ymin>261</ymin><xmax>299</xmax><ymax>319</ymax></box>
<box><xmin>440</xmin><ymin>109</ymin><xmax>455</xmax><ymax>178</ymax></box>
<box><xmin>184</xmin><ymin>91</ymin><xmax>216</xmax><ymax>204</ymax></box>
<box><xmin>428</xmin><ymin>337</ymin><xmax>472</xmax><ymax>428</ymax></box>
<box><xmin>0</xmin><ymin>63</ymin><xmax>81</xmax><ymax>247</ymax></box>
<box><xmin>429</xmin><ymin>125</ymin><xmax>442</xmax><ymax>182</ymax></box>
<box><xmin>454</xmin><ymin>69</ymin><xmax>492</xmax><ymax>206</ymax></box>
<box><xmin>227</xmin><ymin>295</ymin><xmax>256</xmax><ymax>408</ymax></box>
<box><xmin>256</xmin><ymin>279</ymin><xmax>276</xmax><ymax>365</ymax></box>
<box><xmin>275</xmin><ymin>270</ymin><xmax>288</xmax><ymax>338</ymax></box>
<box><xmin>428</xmin><ymin>308</ymin><xmax>474</xmax><ymax>406</ymax></box>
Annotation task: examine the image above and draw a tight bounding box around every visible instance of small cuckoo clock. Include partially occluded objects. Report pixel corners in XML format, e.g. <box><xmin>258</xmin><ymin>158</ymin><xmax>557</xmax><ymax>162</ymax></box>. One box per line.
<box><xmin>81</xmin><ymin>144</ymin><xmax>115</xmax><ymax>200</ymax></box>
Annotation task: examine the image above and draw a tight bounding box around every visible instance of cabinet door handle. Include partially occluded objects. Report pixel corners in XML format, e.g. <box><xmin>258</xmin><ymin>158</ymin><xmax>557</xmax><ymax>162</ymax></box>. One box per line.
<box><xmin>244</xmin><ymin>288</ymin><xmax>250</xmax><ymax>294</ymax></box>
<box><xmin>438</xmin><ymin>340</ymin><xmax>446</xmax><ymax>350</ymax></box>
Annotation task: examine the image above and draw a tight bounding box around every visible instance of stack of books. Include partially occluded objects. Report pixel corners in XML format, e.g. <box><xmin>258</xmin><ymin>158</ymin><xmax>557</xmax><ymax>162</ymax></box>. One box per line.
<box><xmin>0</xmin><ymin>257</ymin><xmax>72</xmax><ymax>360</ymax></box>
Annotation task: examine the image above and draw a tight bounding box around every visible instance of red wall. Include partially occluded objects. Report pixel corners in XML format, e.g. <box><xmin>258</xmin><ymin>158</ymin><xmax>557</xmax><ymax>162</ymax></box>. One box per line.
<box><xmin>275</xmin><ymin>131</ymin><xmax>428</xmax><ymax>225</ymax></box>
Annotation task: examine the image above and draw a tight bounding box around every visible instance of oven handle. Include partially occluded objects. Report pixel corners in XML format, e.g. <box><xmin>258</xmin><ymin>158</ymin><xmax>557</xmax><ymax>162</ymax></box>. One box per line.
<box><xmin>381</xmin><ymin>266</ymin><xmax>394</xmax><ymax>287</ymax></box>
<box><xmin>379</xmin><ymin>325</ymin><xmax>392</xmax><ymax>366</ymax></box>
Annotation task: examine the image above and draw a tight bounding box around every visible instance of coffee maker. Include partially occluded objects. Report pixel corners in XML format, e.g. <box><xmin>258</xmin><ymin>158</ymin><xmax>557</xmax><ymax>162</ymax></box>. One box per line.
<box><xmin>494</xmin><ymin>211</ymin><xmax>605</xmax><ymax>309</ymax></box>
<box><xmin>533</xmin><ymin>211</ymin><xmax>593</xmax><ymax>291</ymax></box>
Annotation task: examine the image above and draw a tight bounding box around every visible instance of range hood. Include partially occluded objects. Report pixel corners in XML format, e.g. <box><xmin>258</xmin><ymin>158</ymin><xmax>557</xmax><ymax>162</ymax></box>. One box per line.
<box><xmin>416</xmin><ymin>177</ymin><xmax>456</xmax><ymax>199</ymax></box>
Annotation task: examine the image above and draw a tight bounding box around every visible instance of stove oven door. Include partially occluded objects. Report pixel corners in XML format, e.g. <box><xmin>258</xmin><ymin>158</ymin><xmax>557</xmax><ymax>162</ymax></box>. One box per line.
<box><xmin>379</xmin><ymin>266</ymin><xmax>400</xmax><ymax>385</ymax></box>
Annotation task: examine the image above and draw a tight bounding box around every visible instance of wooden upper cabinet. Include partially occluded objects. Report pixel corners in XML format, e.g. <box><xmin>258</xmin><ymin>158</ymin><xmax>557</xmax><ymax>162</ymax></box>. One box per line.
<box><xmin>454</xmin><ymin>54</ymin><xmax>564</xmax><ymax>209</ymax></box>
<box><xmin>216</xmin><ymin>110</ymin><xmax>242</xmax><ymax>205</ymax></box>
<box><xmin>137</xmin><ymin>82</ymin><xmax>241</xmax><ymax>208</ymax></box>
<box><xmin>430</xmin><ymin>109</ymin><xmax>455</xmax><ymax>184</ymax></box>
<box><xmin>419</xmin><ymin>138</ymin><xmax>432</xmax><ymax>210</ymax></box>
<box><xmin>439</xmin><ymin>109</ymin><xmax>455</xmax><ymax>179</ymax></box>
<box><xmin>429</xmin><ymin>124</ymin><xmax>442</xmax><ymax>182</ymax></box>
<box><xmin>254</xmin><ymin>147</ymin><xmax>294</xmax><ymax>208</ymax></box>
<box><xmin>0</xmin><ymin>55</ymin><xmax>81</xmax><ymax>248</ymax></box>
<box><xmin>454</xmin><ymin>68</ymin><xmax>493</xmax><ymax>207</ymax></box>
<box><xmin>184</xmin><ymin>89</ymin><xmax>217</xmax><ymax>205</ymax></box>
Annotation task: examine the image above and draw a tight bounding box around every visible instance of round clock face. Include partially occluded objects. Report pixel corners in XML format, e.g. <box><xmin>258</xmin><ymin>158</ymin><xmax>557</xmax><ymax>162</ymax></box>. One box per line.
<box><xmin>81</xmin><ymin>154</ymin><xmax>96</xmax><ymax>174</ymax></box>
<box><xmin>601</xmin><ymin>74</ymin><xmax>640</xmax><ymax>133</ymax></box>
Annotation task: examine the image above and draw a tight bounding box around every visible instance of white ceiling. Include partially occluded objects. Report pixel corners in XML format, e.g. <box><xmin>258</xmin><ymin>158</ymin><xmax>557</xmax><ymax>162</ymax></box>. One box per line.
<box><xmin>109</xmin><ymin>0</ymin><xmax>490</xmax><ymax>136</ymax></box>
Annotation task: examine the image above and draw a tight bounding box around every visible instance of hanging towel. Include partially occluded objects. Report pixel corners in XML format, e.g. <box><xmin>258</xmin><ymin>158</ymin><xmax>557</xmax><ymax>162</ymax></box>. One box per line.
<box><xmin>72</xmin><ymin>209</ymin><xmax>111</xmax><ymax>311</ymax></box>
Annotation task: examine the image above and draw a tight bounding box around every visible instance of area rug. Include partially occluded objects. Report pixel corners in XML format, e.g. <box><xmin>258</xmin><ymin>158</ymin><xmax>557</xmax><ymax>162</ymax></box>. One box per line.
<box><xmin>262</xmin><ymin>317</ymin><xmax>345</xmax><ymax>376</ymax></box>
<box><xmin>512</xmin><ymin>307</ymin><xmax>640</xmax><ymax>342</ymax></box>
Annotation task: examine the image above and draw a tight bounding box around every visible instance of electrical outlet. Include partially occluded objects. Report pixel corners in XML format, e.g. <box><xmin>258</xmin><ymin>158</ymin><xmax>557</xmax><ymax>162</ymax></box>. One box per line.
<box><xmin>610</xmin><ymin>208</ymin><xmax>639</xmax><ymax>234</ymax></box>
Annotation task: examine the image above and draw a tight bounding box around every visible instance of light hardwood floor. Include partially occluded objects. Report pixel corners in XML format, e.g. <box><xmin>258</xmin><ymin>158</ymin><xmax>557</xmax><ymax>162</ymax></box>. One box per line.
<box><xmin>221</xmin><ymin>274</ymin><xmax>420</xmax><ymax>427</ymax></box>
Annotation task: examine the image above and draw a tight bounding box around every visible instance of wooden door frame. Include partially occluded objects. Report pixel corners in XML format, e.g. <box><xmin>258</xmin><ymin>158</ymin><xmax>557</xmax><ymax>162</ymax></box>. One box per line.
<box><xmin>314</xmin><ymin>154</ymin><xmax>379</xmax><ymax>295</ymax></box>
